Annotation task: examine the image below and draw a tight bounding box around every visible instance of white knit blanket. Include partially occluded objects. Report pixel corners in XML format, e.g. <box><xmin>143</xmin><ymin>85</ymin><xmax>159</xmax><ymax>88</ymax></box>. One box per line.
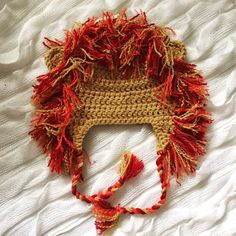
<box><xmin>0</xmin><ymin>0</ymin><xmax>236</xmax><ymax>235</ymax></box>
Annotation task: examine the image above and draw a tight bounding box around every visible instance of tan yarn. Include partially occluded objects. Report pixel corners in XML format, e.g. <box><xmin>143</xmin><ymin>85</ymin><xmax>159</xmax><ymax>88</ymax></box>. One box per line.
<box><xmin>72</xmin><ymin>68</ymin><xmax>173</xmax><ymax>149</ymax></box>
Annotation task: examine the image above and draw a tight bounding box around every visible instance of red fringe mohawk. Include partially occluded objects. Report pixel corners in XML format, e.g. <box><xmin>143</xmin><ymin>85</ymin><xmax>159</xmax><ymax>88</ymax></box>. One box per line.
<box><xmin>29</xmin><ymin>10</ymin><xmax>212</xmax><ymax>234</ymax></box>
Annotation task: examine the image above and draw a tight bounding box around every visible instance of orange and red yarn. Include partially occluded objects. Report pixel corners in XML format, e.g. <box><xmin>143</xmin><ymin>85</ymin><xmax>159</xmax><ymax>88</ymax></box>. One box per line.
<box><xmin>29</xmin><ymin>11</ymin><xmax>212</xmax><ymax>235</ymax></box>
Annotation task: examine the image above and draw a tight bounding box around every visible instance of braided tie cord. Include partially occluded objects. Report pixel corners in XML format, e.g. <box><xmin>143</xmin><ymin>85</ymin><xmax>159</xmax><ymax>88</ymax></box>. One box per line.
<box><xmin>71</xmin><ymin>150</ymin><xmax>169</xmax><ymax>234</ymax></box>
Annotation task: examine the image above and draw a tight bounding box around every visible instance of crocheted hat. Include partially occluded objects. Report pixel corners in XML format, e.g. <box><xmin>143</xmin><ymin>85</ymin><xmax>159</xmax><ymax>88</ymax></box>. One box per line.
<box><xmin>30</xmin><ymin>11</ymin><xmax>212</xmax><ymax>235</ymax></box>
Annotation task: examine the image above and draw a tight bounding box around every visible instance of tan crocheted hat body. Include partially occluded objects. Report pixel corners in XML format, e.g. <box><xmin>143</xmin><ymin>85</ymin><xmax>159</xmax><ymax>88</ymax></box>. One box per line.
<box><xmin>73</xmin><ymin>67</ymin><xmax>173</xmax><ymax>158</ymax></box>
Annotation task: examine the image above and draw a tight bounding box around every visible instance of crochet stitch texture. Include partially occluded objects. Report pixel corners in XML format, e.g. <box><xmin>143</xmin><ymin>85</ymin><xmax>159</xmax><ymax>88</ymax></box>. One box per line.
<box><xmin>30</xmin><ymin>11</ymin><xmax>212</xmax><ymax>234</ymax></box>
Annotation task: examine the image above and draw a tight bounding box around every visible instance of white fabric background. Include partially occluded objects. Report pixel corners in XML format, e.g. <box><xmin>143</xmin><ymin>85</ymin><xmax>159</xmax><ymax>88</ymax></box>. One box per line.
<box><xmin>0</xmin><ymin>0</ymin><xmax>236</xmax><ymax>235</ymax></box>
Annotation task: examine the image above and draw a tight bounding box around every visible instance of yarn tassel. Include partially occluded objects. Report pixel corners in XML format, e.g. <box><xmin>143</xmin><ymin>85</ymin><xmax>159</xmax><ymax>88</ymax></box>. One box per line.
<box><xmin>120</xmin><ymin>151</ymin><xmax>144</xmax><ymax>181</ymax></box>
<box><xmin>167</xmin><ymin>104</ymin><xmax>212</xmax><ymax>179</ymax></box>
<box><xmin>92</xmin><ymin>200</ymin><xmax>120</xmax><ymax>235</ymax></box>
<box><xmin>156</xmin><ymin>58</ymin><xmax>213</xmax><ymax>180</ymax></box>
<box><xmin>29</xmin><ymin>69</ymin><xmax>82</xmax><ymax>174</ymax></box>
<box><xmin>81</xmin><ymin>152</ymin><xmax>144</xmax><ymax>202</ymax></box>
